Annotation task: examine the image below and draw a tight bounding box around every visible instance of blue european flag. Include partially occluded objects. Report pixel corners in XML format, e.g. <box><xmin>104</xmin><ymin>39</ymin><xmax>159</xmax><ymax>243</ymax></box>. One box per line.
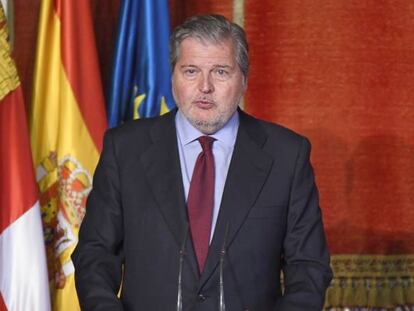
<box><xmin>107</xmin><ymin>0</ymin><xmax>175</xmax><ymax>128</ymax></box>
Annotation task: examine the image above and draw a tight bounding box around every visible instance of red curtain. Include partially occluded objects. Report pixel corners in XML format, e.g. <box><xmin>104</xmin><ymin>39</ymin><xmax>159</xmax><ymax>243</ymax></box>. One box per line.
<box><xmin>244</xmin><ymin>0</ymin><xmax>414</xmax><ymax>256</ymax></box>
<box><xmin>244</xmin><ymin>1</ymin><xmax>414</xmax><ymax>308</ymax></box>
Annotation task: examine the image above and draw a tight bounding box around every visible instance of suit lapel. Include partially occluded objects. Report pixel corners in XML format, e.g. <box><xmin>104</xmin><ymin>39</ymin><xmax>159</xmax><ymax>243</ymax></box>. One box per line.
<box><xmin>198</xmin><ymin>111</ymin><xmax>274</xmax><ymax>289</ymax></box>
<box><xmin>139</xmin><ymin>110</ymin><xmax>199</xmax><ymax>278</ymax></box>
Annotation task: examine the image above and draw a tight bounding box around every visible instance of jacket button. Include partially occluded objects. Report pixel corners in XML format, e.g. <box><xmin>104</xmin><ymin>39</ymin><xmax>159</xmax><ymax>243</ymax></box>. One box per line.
<box><xmin>197</xmin><ymin>294</ymin><xmax>206</xmax><ymax>302</ymax></box>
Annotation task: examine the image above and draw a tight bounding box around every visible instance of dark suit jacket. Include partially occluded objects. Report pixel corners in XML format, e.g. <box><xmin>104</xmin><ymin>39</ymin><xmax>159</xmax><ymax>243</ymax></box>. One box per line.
<box><xmin>72</xmin><ymin>109</ymin><xmax>332</xmax><ymax>311</ymax></box>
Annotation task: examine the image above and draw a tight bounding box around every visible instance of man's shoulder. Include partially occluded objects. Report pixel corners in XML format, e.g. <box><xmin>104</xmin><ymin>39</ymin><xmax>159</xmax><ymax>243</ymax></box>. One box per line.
<box><xmin>239</xmin><ymin>110</ymin><xmax>307</xmax><ymax>146</ymax></box>
<box><xmin>105</xmin><ymin>110</ymin><xmax>176</xmax><ymax>144</ymax></box>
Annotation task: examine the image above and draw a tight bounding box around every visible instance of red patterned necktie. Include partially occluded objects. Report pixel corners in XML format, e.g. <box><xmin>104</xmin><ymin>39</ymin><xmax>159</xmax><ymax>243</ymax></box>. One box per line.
<box><xmin>187</xmin><ymin>136</ymin><xmax>215</xmax><ymax>273</ymax></box>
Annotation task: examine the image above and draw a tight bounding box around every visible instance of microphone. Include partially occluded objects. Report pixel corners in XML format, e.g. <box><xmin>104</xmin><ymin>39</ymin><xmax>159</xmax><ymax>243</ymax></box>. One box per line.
<box><xmin>177</xmin><ymin>226</ymin><xmax>189</xmax><ymax>311</ymax></box>
<box><xmin>219</xmin><ymin>223</ymin><xmax>230</xmax><ymax>311</ymax></box>
<box><xmin>219</xmin><ymin>223</ymin><xmax>250</xmax><ymax>311</ymax></box>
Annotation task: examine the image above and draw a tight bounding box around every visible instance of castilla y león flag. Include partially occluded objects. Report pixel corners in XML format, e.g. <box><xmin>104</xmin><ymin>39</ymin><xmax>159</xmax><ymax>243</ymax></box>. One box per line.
<box><xmin>30</xmin><ymin>0</ymin><xmax>107</xmax><ymax>309</ymax></box>
<box><xmin>0</xmin><ymin>4</ymin><xmax>51</xmax><ymax>311</ymax></box>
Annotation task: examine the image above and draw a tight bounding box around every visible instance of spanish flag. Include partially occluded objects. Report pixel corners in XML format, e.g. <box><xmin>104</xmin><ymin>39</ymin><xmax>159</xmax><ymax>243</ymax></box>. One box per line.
<box><xmin>30</xmin><ymin>0</ymin><xmax>107</xmax><ymax>310</ymax></box>
<box><xmin>0</xmin><ymin>3</ymin><xmax>50</xmax><ymax>310</ymax></box>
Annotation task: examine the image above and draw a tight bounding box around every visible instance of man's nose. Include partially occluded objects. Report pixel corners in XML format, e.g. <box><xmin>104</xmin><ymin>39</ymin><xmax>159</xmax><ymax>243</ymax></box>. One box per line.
<box><xmin>198</xmin><ymin>73</ymin><xmax>214</xmax><ymax>94</ymax></box>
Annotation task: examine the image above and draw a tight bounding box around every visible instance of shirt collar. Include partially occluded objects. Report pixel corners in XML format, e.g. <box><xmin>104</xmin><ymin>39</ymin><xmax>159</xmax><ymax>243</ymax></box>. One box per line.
<box><xmin>175</xmin><ymin>109</ymin><xmax>239</xmax><ymax>148</ymax></box>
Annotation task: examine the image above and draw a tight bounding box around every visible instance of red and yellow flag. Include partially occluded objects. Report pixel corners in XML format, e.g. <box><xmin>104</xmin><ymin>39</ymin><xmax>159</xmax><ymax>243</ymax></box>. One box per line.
<box><xmin>0</xmin><ymin>3</ymin><xmax>51</xmax><ymax>310</ymax></box>
<box><xmin>30</xmin><ymin>0</ymin><xmax>107</xmax><ymax>309</ymax></box>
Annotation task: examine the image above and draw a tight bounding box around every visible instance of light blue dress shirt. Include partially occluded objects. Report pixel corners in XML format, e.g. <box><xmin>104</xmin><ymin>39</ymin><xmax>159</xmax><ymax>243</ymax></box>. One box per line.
<box><xmin>175</xmin><ymin>109</ymin><xmax>239</xmax><ymax>242</ymax></box>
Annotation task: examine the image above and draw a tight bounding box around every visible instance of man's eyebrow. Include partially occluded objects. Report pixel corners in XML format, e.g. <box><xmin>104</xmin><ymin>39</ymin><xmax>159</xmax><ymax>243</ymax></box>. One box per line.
<box><xmin>178</xmin><ymin>64</ymin><xmax>234</xmax><ymax>70</ymax></box>
<box><xmin>213</xmin><ymin>64</ymin><xmax>234</xmax><ymax>69</ymax></box>
<box><xmin>212</xmin><ymin>64</ymin><xmax>232</xmax><ymax>68</ymax></box>
<box><xmin>179</xmin><ymin>64</ymin><xmax>198</xmax><ymax>68</ymax></box>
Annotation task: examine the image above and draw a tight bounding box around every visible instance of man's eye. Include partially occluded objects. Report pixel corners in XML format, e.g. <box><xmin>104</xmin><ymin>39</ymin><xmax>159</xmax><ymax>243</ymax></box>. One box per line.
<box><xmin>215</xmin><ymin>69</ymin><xmax>229</xmax><ymax>77</ymax></box>
<box><xmin>184</xmin><ymin>69</ymin><xmax>197</xmax><ymax>75</ymax></box>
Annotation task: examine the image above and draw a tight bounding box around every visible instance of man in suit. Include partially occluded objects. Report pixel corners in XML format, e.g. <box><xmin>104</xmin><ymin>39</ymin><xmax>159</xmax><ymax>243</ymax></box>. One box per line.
<box><xmin>72</xmin><ymin>14</ymin><xmax>332</xmax><ymax>310</ymax></box>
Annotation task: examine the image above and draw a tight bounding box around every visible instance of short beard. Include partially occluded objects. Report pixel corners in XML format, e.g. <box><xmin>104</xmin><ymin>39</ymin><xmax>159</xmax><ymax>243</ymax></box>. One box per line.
<box><xmin>187</xmin><ymin>116</ymin><xmax>226</xmax><ymax>135</ymax></box>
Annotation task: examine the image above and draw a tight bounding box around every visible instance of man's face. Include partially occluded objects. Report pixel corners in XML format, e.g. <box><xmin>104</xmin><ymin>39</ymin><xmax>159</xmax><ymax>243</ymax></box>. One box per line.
<box><xmin>172</xmin><ymin>37</ymin><xmax>247</xmax><ymax>134</ymax></box>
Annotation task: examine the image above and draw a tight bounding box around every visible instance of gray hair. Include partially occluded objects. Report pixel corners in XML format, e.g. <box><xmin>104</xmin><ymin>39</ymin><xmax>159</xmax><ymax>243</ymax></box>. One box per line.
<box><xmin>169</xmin><ymin>14</ymin><xmax>249</xmax><ymax>78</ymax></box>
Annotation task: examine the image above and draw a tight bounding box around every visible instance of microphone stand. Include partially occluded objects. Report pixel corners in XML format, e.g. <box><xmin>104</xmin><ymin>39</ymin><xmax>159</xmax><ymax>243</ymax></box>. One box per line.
<box><xmin>177</xmin><ymin>223</ymin><xmax>238</xmax><ymax>311</ymax></box>
<box><xmin>177</xmin><ymin>227</ymin><xmax>188</xmax><ymax>311</ymax></box>
<box><xmin>219</xmin><ymin>223</ymin><xmax>230</xmax><ymax>311</ymax></box>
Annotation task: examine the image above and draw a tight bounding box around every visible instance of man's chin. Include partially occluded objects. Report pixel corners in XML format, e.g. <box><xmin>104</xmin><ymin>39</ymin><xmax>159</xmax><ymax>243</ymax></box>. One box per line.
<box><xmin>190</xmin><ymin>118</ymin><xmax>224</xmax><ymax>135</ymax></box>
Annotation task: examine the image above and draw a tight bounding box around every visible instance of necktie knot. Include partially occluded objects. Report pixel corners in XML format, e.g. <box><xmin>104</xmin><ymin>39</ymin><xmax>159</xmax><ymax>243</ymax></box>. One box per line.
<box><xmin>198</xmin><ymin>136</ymin><xmax>215</xmax><ymax>152</ymax></box>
